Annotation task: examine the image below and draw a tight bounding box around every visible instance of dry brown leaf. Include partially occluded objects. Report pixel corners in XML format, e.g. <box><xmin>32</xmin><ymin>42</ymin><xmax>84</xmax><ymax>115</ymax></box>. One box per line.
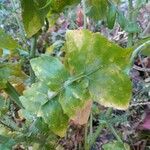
<box><xmin>70</xmin><ymin>100</ymin><xmax>92</xmax><ymax>125</ymax></box>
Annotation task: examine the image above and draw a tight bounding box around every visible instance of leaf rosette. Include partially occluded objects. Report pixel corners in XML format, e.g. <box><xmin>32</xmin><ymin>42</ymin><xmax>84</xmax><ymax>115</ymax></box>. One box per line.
<box><xmin>20</xmin><ymin>30</ymin><xmax>132</xmax><ymax>136</ymax></box>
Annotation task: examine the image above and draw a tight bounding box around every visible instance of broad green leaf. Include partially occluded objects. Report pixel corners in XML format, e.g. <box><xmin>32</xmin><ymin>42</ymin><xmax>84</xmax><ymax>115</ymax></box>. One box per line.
<box><xmin>0</xmin><ymin>29</ymin><xmax>19</xmax><ymax>50</ymax></box>
<box><xmin>49</xmin><ymin>0</ymin><xmax>80</xmax><ymax>13</ymax></box>
<box><xmin>85</xmin><ymin>0</ymin><xmax>108</xmax><ymax>20</ymax></box>
<box><xmin>21</xmin><ymin>0</ymin><xmax>47</xmax><ymax>37</ymax></box>
<box><xmin>102</xmin><ymin>141</ymin><xmax>130</xmax><ymax>150</ymax></box>
<box><xmin>89</xmin><ymin>66</ymin><xmax>131</xmax><ymax>109</ymax></box>
<box><xmin>64</xmin><ymin>30</ymin><xmax>132</xmax><ymax>109</ymax></box>
<box><xmin>30</xmin><ymin>55</ymin><xmax>90</xmax><ymax>118</ymax></box>
<box><xmin>30</xmin><ymin>55</ymin><xmax>69</xmax><ymax>90</ymax></box>
<box><xmin>40</xmin><ymin>98</ymin><xmax>69</xmax><ymax>137</ymax></box>
<box><xmin>107</xmin><ymin>4</ymin><xmax>117</xmax><ymax>29</ymax></box>
<box><xmin>20</xmin><ymin>82</ymin><xmax>49</xmax><ymax>114</ymax></box>
<box><xmin>22</xmin><ymin>0</ymin><xmax>79</xmax><ymax>37</ymax></box>
<box><xmin>59</xmin><ymin>79</ymin><xmax>90</xmax><ymax>117</ymax></box>
<box><xmin>23</xmin><ymin>55</ymin><xmax>91</xmax><ymax>136</ymax></box>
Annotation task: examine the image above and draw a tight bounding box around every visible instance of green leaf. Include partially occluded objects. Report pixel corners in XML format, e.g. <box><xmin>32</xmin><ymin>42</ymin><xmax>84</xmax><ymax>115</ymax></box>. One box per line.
<box><xmin>0</xmin><ymin>66</ymin><xmax>11</xmax><ymax>89</ymax></box>
<box><xmin>125</xmin><ymin>21</ymin><xmax>141</xmax><ymax>33</ymax></box>
<box><xmin>64</xmin><ymin>30</ymin><xmax>132</xmax><ymax>109</ymax></box>
<box><xmin>40</xmin><ymin>98</ymin><xmax>69</xmax><ymax>137</ymax></box>
<box><xmin>59</xmin><ymin>79</ymin><xmax>90</xmax><ymax>117</ymax></box>
<box><xmin>102</xmin><ymin>141</ymin><xmax>130</xmax><ymax>150</ymax></box>
<box><xmin>107</xmin><ymin>4</ymin><xmax>117</xmax><ymax>29</ymax></box>
<box><xmin>117</xmin><ymin>11</ymin><xmax>127</xmax><ymax>29</ymax></box>
<box><xmin>30</xmin><ymin>55</ymin><xmax>69</xmax><ymax>90</ymax></box>
<box><xmin>49</xmin><ymin>0</ymin><xmax>80</xmax><ymax>13</ymax></box>
<box><xmin>0</xmin><ymin>29</ymin><xmax>19</xmax><ymax>50</ymax></box>
<box><xmin>0</xmin><ymin>62</ymin><xmax>25</xmax><ymax>89</ymax></box>
<box><xmin>21</xmin><ymin>0</ymin><xmax>47</xmax><ymax>37</ymax></box>
<box><xmin>28</xmin><ymin>117</ymin><xmax>50</xmax><ymax>136</ymax></box>
<box><xmin>21</xmin><ymin>0</ymin><xmax>80</xmax><ymax>37</ymax></box>
<box><xmin>22</xmin><ymin>55</ymin><xmax>91</xmax><ymax>136</ymax></box>
<box><xmin>0</xmin><ymin>96</ymin><xmax>8</xmax><ymax>117</ymax></box>
<box><xmin>20</xmin><ymin>82</ymin><xmax>49</xmax><ymax>114</ymax></box>
<box><xmin>4</xmin><ymin>82</ymin><xmax>23</xmax><ymax>109</ymax></box>
<box><xmin>86</xmin><ymin>0</ymin><xmax>108</xmax><ymax>20</ymax></box>
<box><xmin>89</xmin><ymin>67</ymin><xmax>131</xmax><ymax>109</ymax></box>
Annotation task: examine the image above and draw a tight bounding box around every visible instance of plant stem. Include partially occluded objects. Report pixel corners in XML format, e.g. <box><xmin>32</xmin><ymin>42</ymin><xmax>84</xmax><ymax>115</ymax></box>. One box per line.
<box><xmin>89</xmin><ymin>123</ymin><xmax>104</xmax><ymax>148</ymax></box>
<box><xmin>127</xmin><ymin>0</ymin><xmax>133</xmax><ymax>47</ymax></box>
<box><xmin>90</xmin><ymin>113</ymin><xmax>93</xmax><ymax>137</ymax></box>
<box><xmin>108</xmin><ymin>123</ymin><xmax>123</xmax><ymax>143</ymax></box>
<box><xmin>88</xmin><ymin>108</ymin><xmax>113</xmax><ymax>148</ymax></box>
<box><xmin>4</xmin><ymin>82</ymin><xmax>23</xmax><ymax>109</ymax></box>
<box><xmin>106</xmin><ymin>108</ymin><xmax>123</xmax><ymax>144</ymax></box>
<box><xmin>29</xmin><ymin>36</ymin><xmax>37</xmax><ymax>84</ymax></box>
<box><xmin>84</xmin><ymin>123</ymin><xmax>89</xmax><ymax>150</ymax></box>
<box><xmin>82</xmin><ymin>0</ymin><xmax>87</xmax><ymax>29</ymax></box>
<box><xmin>106</xmin><ymin>107</ymin><xmax>113</xmax><ymax>117</ymax></box>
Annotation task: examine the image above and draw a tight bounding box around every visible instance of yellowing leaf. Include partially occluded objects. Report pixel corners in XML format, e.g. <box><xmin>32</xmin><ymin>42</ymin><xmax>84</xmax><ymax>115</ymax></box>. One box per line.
<box><xmin>0</xmin><ymin>29</ymin><xmax>19</xmax><ymax>50</ymax></box>
<box><xmin>0</xmin><ymin>62</ymin><xmax>25</xmax><ymax>90</ymax></box>
<box><xmin>21</xmin><ymin>0</ymin><xmax>46</xmax><ymax>37</ymax></box>
<box><xmin>40</xmin><ymin>98</ymin><xmax>69</xmax><ymax>137</ymax></box>
<box><xmin>71</xmin><ymin>100</ymin><xmax>92</xmax><ymax>125</ymax></box>
<box><xmin>86</xmin><ymin>0</ymin><xmax>108</xmax><ymax>20</ymax></box>
<box><xmin>64</xmin><ymin>30</ymin><xmax>132</xmax><ymax>110</ymax></box>
<box><xmin>59</xmin><ymin>79</ymin><xmax>90</xmax><ymax>117</ymax></box>
<box><xmin>50</xmin><ymin>0</ymin><xmax>80</xmax><ymax>13</ymax></box>
<box><xmin>20</xmin><ymin>82</ymin><xmax>49</xmax><ymax>114</ymax></box>
<box><xmin>0</xmin><ymin>49</ymin><xmax>3</xmax><ymax>56</ymax></box>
